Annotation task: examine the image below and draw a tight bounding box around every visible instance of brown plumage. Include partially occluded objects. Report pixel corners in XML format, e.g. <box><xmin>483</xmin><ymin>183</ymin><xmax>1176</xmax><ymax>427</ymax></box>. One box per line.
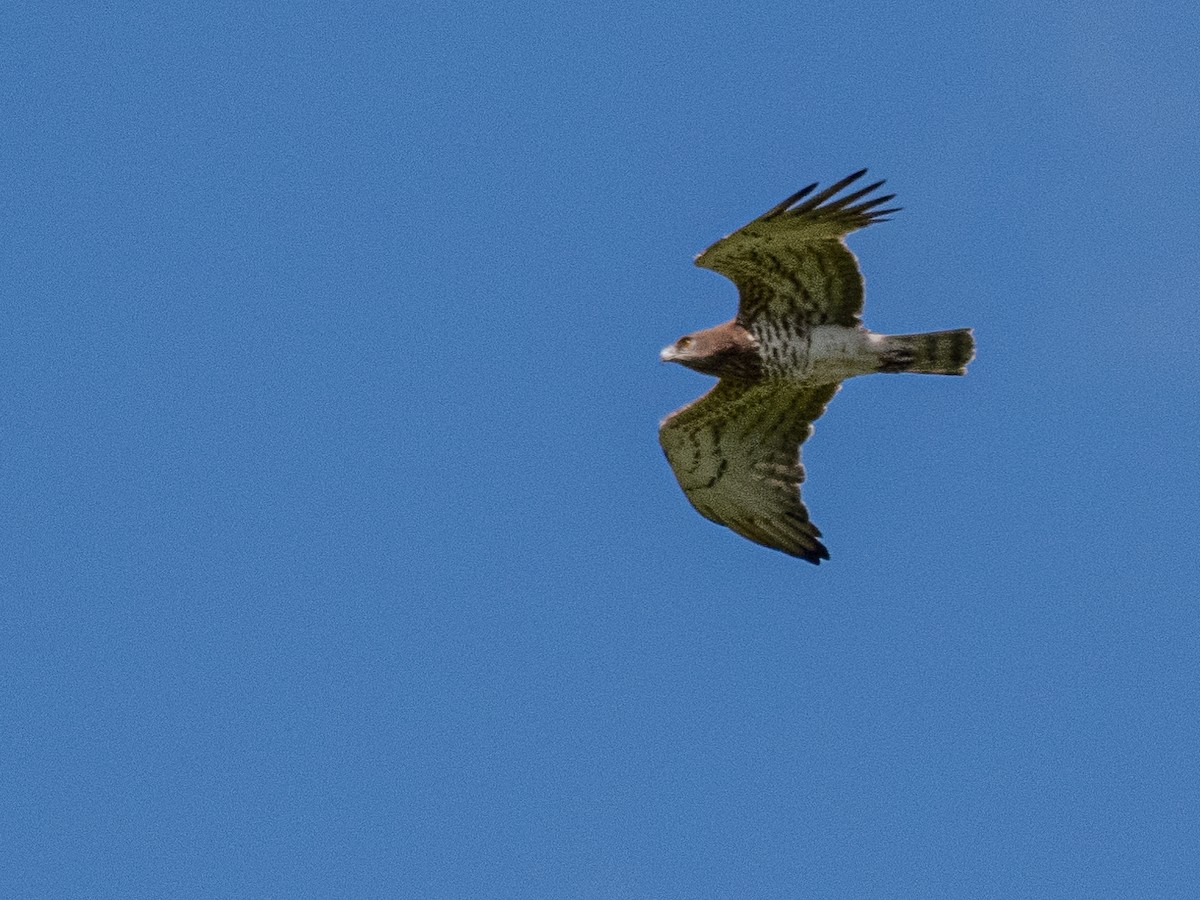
<box><xmin>659</xmin><ymin>171</ymin><xmax>975</xmax><ymax>563</ymax></box>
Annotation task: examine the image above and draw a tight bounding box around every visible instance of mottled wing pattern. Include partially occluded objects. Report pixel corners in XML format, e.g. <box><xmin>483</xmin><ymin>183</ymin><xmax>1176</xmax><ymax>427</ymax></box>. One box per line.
<box><xmin>658</xmin><ymin>379</ymin><xmax>841</xmax><ymax>563</ymax></box>
<box><xmin>694</xmin><ymin>170</ymin><xmax>899</xmax><ymax>328</ymax></box>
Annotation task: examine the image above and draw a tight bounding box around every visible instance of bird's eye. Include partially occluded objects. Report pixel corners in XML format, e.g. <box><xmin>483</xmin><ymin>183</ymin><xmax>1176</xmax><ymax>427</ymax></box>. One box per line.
<box><xmin>677</xmin><ymin>336</ymin><xmax>693</xmax><ymax>349</ymax></box>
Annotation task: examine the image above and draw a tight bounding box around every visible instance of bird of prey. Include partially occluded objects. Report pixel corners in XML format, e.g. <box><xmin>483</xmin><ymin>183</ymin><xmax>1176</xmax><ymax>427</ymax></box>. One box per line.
<box><xmin>659</xmin><ymin>170</ymin><xmax>974</xmax><ymax>563</ymax></box>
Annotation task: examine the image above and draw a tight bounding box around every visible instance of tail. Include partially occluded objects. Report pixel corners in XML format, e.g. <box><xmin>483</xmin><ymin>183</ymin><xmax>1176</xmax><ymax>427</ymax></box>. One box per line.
<box><xmin>877</xmin><ymin>328</ymin><xmax>975</xmax><ymax>375</ymax></box>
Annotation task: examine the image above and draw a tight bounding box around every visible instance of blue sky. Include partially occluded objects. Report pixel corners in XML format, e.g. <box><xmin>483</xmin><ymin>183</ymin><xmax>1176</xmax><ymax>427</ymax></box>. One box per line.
<box><xmin>4</xmin><ymin>1</ymin><xmax>1199</xmax><ymax>897</ymax></box>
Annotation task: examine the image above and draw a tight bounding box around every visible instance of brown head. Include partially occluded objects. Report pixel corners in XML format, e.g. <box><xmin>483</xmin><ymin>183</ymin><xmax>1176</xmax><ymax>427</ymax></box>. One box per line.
<box><xmin>660</xmin><ymin>320</ymin><xmax>762</xmax><ymax>379</ymax></box>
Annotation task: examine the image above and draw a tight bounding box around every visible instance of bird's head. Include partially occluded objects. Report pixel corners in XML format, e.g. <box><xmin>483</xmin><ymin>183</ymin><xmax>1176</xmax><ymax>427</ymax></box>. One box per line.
<box><xmin>660</xmin><ymin>332</ymin><xmax>706</xmax><ymax>365</ymax></box>
<box><xmin>660</xmin><ymin>322</ymin><xmax>760</xmax><ymax>378</ymax></box>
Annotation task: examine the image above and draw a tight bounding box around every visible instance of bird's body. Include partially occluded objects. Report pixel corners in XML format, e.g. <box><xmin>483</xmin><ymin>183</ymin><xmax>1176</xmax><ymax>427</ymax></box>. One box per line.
<box><xmin>659</xmin><ymin>170</ymin><xmax>974</xmax><ymax>563</ymax></box>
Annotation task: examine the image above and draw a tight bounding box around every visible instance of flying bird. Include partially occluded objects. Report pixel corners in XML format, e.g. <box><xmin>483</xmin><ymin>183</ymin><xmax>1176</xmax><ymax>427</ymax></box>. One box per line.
<box><xmin>659</xmin><ymin>170</ymin><xmax>974</xmax><ymax>563</ymax></box>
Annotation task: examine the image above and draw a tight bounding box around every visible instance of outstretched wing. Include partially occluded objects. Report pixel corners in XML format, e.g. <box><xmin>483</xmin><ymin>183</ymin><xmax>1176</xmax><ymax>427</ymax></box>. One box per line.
<box><xmin>658</xmin><ymin>379</ymin><xmax>842</xmax><ymax>563</ymax></box>
<box><xmin>694</xmin><ymin>170</ymin><xmax>899</xmax><ymax>329</ymax></box>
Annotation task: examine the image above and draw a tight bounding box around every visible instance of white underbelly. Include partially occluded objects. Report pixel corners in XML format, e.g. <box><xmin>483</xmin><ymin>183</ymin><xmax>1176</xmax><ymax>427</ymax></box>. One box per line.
<box><xmin>802</xmin><ymin>325</ymin><xmax>881</xmax><ymax>382</ymax></box>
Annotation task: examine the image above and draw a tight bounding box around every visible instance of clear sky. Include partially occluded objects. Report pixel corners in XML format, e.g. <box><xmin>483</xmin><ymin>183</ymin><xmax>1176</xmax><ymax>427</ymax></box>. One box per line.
<box><xmin>4</xmin><ymin>2</ymin><xmax>1199</xmax><ymax>897</ymax></box>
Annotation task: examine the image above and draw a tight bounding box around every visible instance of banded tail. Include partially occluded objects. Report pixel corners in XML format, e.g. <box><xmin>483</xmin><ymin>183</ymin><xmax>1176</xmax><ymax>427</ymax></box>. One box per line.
<box><xmin>878</xmin><ymin>328</ymin><xmax>975</xmax><ymax>376</ymax></box>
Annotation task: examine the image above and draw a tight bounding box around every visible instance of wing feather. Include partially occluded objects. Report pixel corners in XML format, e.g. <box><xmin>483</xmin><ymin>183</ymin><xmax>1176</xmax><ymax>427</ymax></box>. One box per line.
<box><xmin>658</xmin><ymin>379</ymin><xmax>841</xmax><ymax>563</ymax></box>
<box><xmin>694</xmin><ymin>171</ymin><xmax>898</xmax><ymax>328</ymax></box>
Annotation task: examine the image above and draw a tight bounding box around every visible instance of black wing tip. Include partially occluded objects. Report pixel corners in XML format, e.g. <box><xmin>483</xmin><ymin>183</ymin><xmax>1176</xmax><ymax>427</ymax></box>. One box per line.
<box><xmin>791</xmin><ymin>544</ymin><xmax>830</xmax><ymax>564</ymax></box>
<box><xmin>807</xmin><ymin>540</ymin><xmax>832</xmax><ymax>563</ymax></box>
<box><xmin>762</xmin><ymin>181</ymin><xmax>819</xmax><ymax>219</ymax></box>
<box><xmin>778</xmin><ymin>517</ymin><xmax>830</xmax><ymax>563</ymax></box>
<box><xmin>769</xmin><ymin>169</ymin><xmax>898</xmax><ymax>228</ymax></box>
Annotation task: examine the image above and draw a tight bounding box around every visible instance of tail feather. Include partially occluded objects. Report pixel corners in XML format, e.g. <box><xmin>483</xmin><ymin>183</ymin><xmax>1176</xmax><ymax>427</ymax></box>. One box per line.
<box><xmin>878</xmin><ymin>328</ymin><xmax>975</xmax><ymax>375</ymax></box>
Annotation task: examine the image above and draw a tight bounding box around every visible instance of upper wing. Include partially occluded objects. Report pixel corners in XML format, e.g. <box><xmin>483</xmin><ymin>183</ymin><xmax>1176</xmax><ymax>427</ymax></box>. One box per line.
<box><xmin>694</xmin><ymin>170</ymin><xmax>899</xmax><ymax>329</ymax></box>
<box><xmin>658</xmin><ymin>379</ymin><xmax>842</xmax><ymax>563</ymax></box>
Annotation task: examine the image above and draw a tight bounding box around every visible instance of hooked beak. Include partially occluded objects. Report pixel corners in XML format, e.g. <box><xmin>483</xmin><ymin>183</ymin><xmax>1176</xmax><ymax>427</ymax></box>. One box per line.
<box><xmin>660</xmin><ymin>344</ymin><xmax>677</xmax><ymax>362</ymax></box>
